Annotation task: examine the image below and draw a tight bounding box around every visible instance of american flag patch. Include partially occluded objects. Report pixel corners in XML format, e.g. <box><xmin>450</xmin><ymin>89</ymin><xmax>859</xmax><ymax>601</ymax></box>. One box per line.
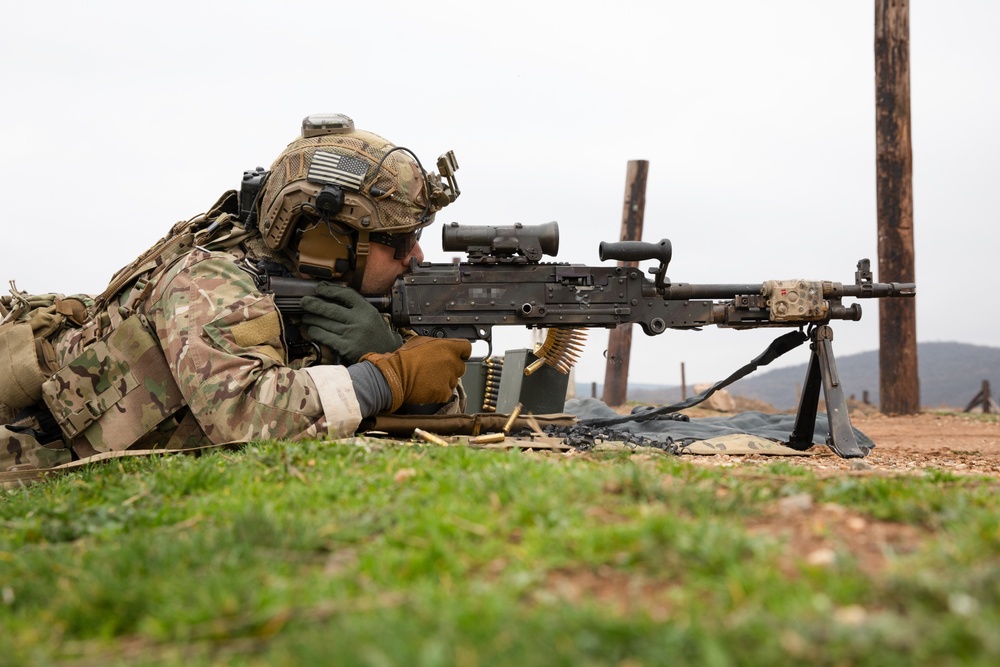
<box><xmin>307</xmin><ymin>151</ymin><xmax>368</xmax><ymax>191</ymax></box>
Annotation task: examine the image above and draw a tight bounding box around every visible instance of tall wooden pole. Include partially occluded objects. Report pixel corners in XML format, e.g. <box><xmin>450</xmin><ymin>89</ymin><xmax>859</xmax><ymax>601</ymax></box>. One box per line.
<box><xmin>602</xmin><ymin>160</ymin><xmax>648</xmax><ymax>407</ymax></box>
<box><xmin>875</xmin><ymin>0</ymin><xmax>920</xmax><ymax>414</ymax></box>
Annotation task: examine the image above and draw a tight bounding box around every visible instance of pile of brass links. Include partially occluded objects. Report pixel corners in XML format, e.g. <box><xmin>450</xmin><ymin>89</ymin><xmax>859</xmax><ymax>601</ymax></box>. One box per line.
<box><xmin>481</xmin><ymin>356</ymin><xmax>503</xmax><ymax>412</ymax></box>
<box><xmin>525</xmin><ymin>328</ymin><xmax>587</xmax><ymax>376</ymax></box>
<box><xmin>535</xmin><ymin>423</ymin><xmax>680</xmax><ymax>454</ymax></box>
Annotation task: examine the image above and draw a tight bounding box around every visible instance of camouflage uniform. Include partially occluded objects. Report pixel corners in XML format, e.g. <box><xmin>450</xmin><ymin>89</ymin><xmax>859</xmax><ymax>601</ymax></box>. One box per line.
<box><xmin>45</xmin><ymin>245</ymin><xmax>363</xmax><ymax>457</ymax></box>
<box><xmin>2</xmin><ymin>114</ymin><xmax>463</xmax><ymax>472</ymax></box>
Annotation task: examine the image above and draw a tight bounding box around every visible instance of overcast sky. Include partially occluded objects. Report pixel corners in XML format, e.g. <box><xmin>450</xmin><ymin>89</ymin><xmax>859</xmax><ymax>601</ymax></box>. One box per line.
<box><xmin>1</xmin><ymin>1</ymin><xmax>997</xmax><ymax>392</ymax></box>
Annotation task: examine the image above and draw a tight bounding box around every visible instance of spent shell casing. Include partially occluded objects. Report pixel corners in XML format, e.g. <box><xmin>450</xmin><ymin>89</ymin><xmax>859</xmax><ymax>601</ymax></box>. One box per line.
<box><xmin>470</xmin><ymin>432</ymin><xmax>506</xmax><ymax>444</ymax></box>
<box><xmin>413</xmin><ymin>428</ymin><xmax>449</xmax><ymax>447</ymax></box>
<box><xmin>503</xmin><ymin>402</ymin><xmax>523</xmax><ymax>434</ymax></box>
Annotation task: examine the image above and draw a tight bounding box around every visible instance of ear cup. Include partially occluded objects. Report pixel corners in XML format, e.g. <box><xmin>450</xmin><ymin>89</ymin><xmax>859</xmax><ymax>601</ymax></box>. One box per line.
<box><xmin>295</xmin><ymin>223</ymin><xmax>354</xmax><ymax>279</ymax></box>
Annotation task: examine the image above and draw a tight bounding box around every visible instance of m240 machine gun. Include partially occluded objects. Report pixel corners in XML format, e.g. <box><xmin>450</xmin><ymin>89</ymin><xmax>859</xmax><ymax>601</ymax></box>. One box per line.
<box><xmin>263</xmin><ymin>222</ymin><xmax>915</xmax><ymax>458</ymax></box>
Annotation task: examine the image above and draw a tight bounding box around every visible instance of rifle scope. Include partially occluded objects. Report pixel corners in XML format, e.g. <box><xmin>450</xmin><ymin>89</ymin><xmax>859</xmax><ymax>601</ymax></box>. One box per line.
<box><xmin>442</xmin><ymin>221</ymin><xmax>559</xmax><ymax>261</ymax></box>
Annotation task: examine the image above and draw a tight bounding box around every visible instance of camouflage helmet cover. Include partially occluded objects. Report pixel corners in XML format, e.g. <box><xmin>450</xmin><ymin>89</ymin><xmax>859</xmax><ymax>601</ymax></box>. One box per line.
<box><xmin>259</xmin><ymin>118</ymin><xmax>442</xmax><ymax>251</ymax></box>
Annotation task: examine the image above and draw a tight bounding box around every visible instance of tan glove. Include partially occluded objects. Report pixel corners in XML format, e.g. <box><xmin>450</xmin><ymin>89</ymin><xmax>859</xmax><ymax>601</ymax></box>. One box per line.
<box><xmin>361</xmin><ymin>336</ymin><xmax>472</xmax><ymax>412</ymax></box>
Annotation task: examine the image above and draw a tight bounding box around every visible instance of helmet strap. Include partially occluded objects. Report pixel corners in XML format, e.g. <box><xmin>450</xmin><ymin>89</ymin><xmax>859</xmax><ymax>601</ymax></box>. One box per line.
<box><xmin>351</xmin><ymin>231</ymin><xmax>371</xmax><ymax>292</ymax></box>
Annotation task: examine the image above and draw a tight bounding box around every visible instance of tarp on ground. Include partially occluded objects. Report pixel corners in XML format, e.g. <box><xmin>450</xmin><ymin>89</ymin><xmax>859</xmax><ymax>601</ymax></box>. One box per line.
<box><xmin>562</xmin><ymin>397</ymin><xmax>875</xmax><ymax>453</ymax></box>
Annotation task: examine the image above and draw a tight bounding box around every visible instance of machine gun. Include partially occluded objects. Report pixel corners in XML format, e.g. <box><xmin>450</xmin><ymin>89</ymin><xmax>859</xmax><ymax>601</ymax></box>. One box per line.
<box><xmin>260</xmin><ymin>222</ymin><xmax>915</xmax><ymax>459</ymax></box>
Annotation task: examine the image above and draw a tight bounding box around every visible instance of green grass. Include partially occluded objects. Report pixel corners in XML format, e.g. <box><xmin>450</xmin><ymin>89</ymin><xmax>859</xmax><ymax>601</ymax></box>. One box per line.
<box><xmin>1</xmin><ymin>440</ymin><xmax>999</xmax><ymax>666</ymax></box>
<box><xmin>929</xmin><ymin>410</ymin><xmax>1000</xmax><ymax>424</ymax></box>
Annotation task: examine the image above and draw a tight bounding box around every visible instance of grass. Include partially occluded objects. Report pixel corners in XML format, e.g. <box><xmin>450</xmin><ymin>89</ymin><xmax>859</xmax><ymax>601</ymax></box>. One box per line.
<box><xmin>1</xmin><ymin>439</ymin><xmax>999</xmax><ymax>666</ymax></box>
<box><xmin>929</xmin><ymin>410</ymin><xmax>1000</xmax><ymax>424</ymax></box>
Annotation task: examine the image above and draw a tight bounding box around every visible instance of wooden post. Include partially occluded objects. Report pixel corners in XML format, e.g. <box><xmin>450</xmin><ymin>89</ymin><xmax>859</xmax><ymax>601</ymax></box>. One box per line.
<box><xmin>680</xmin><ymin>362</ymin><xmax>687</xmax><ymax>400</ymax></box>
<box><xmin>602</xmin><ymin>160</ymin><xmax>649</xmax><ymax>407</ymax></box>
<box><xmin>964</xmin><ymin>380</ymin><xmax>995</xmax><ymax>414</ymax></box>
<box><xmin>875</xmin><ymin>0</ymin><xmax>920</xmax><ymax>414</ymax></box>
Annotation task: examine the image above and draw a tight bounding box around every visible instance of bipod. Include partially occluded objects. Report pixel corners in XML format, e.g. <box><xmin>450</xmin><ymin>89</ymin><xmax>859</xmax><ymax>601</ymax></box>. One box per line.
<box><xmin>786</xmin><ymin>324</ymin><xmax>869</xmax><ymax>458</ymax></box>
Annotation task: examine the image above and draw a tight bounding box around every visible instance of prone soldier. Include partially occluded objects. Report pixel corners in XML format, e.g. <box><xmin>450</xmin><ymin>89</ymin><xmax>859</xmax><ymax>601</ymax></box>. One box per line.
<box><xmin>0</xmin><ymin>113</ymin><xmax>471</xmax><ymax>471</ymax></box>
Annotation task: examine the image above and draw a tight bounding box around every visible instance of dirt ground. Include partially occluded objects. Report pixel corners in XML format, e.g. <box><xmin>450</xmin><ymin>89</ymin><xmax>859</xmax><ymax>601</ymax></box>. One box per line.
<box><xmin>675</xmin><ymin>396</ymin><xmax>1000</xmax><ymax>477</ymax></box>
<box><xmin>840</xmin><ymin>411</ymin><xmax>1000</xmax><ymax>476</ymax></box>
<box><xmin>679</xmin><ymin>408</ymin><xmax>1000</xmax><ymax>575</ymax></box>
<box><xmin>754</xmin><ymin>410</ymin><xmax>1000</xmax><ymax>477</ymax></box>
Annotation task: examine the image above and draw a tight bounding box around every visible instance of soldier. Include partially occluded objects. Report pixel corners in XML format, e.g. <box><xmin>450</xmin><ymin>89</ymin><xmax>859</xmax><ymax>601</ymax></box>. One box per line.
<box><xmin>0</xmin><ymin>114</ymin><xmax>471</xmax><ymax>470</ymax></box>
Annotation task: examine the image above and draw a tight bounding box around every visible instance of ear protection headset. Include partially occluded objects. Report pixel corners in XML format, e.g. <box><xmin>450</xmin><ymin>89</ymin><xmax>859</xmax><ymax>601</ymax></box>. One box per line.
<box><xmin>258</xmin><ymin>176</ymin><xmax>386</xmax><ymax>288</ymax></box>
<box><xmin>294</xmin><ymin>184</ymin><xmax>353</xmax><ymax>279</ymax></box>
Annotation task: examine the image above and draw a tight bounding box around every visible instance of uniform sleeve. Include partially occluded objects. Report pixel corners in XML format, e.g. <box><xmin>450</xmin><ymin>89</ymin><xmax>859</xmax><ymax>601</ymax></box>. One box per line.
<box><xmin>143</xmin><ymin>249</ymin><xmax>362</xmax><ymax>443</ymax></box>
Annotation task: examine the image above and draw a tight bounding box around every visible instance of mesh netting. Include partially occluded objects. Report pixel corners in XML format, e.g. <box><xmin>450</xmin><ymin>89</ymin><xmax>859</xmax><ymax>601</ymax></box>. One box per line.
<box><xmin>262</xmin><ymin>129</ymin><xmax>430</xmax><ymax>232</ymax></box>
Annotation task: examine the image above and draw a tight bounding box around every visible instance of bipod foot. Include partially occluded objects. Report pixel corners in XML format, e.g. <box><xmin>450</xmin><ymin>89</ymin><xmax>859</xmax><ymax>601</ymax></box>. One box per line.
<box><xmin>827</xmin><ymin>435</ymin><xmax>870</xmax><ymax>459</ymax></box>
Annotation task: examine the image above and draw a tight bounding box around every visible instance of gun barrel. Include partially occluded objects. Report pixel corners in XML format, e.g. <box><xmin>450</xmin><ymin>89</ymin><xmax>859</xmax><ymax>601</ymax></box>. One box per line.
<box><xmin>829</xmin><ymin>282</ymin><xmax>916</xmax><ymax>298</ymax></box>
<box><xmin>662</xmin><ymin>280</ymin><xmax>916</xmax><ymax>301</ymax></box>
<box><xmin>661</xmin><ymin>283</ymin><xmax>764</xmax><ymax>299</ymax></box>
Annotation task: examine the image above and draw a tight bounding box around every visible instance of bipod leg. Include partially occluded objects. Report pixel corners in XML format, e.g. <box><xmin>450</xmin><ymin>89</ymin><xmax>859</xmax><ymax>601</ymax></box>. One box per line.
<box><xmin>787</xmin><ymin>331</ymin><xmax>823</xmax><ymax>451</ymax></box>
<box><xmin>788</xmin><ymin>324</ymin><xmax>870</xmax><ymax>459</ymax></box>
<box><xmin>787</xmin><ymin>326</ymin><xmax>869</xmax><ymax>458</ymax></box>
<box><xmin>815</xmin><ymin>326</ymin><xmax>868</xmax><ymax>457</ymax></box>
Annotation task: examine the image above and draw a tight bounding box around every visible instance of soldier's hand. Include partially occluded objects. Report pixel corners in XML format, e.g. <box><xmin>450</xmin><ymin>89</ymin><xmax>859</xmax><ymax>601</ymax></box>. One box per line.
<box><xmin>361</xmin><ymin>336</ymin><xmax>472</xmax><ymax>412</ymax></box>
<box><xmin>300</xmin><ymin>282</ymin><xmax>403</xmax><ymax>364</ymax></box>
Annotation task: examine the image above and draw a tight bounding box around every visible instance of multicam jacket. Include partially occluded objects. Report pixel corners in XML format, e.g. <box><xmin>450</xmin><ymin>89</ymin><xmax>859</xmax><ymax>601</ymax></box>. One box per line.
<box><xmin>46</xmin><ymin>247</ymin><xmax>364</xmax><ymax>457</ymax></box>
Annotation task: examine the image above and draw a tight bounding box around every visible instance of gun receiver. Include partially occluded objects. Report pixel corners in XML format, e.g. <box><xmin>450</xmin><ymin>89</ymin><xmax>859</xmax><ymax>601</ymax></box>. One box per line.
<box><xmin>260</xmin><ymin>223</ymin><xmax>915</xmax><ymax>460</ymax></box>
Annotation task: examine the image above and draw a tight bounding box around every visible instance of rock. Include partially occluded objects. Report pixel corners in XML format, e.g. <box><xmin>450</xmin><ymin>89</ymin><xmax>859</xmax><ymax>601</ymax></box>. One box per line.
<box><xmin>692</xmin><ymin>384</ymin><xmax>737</xmax><ymax>412</ymax></box>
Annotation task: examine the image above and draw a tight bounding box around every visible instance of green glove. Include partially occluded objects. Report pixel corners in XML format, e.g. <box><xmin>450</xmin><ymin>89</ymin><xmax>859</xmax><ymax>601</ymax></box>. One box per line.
<box><xmin>300</xmin><ymin>283</ymin><xmax>403</xmax><ymax>364</ymax></box>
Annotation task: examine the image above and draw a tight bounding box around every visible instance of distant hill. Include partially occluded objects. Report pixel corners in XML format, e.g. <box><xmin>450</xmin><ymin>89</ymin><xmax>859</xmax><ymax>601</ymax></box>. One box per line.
<box><xmin>578</xmin><ymin>342</ymin><xmax>1000</xmax><ymax>411</ymax></box>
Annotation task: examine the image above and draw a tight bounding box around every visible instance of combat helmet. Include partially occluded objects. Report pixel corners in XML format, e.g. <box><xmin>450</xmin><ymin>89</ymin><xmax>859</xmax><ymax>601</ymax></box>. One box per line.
<box><xmin>250</xmin><ymin>113</ymin><xmax>459</xmax><ymax>290</ymax></box>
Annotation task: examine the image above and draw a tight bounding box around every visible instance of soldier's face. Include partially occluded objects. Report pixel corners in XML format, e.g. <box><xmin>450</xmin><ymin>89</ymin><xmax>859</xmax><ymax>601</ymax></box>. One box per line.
<box><xmin>359</xmin><ymin>239</ymin><xmax>424</xmax><ymax>296</ymax></box>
